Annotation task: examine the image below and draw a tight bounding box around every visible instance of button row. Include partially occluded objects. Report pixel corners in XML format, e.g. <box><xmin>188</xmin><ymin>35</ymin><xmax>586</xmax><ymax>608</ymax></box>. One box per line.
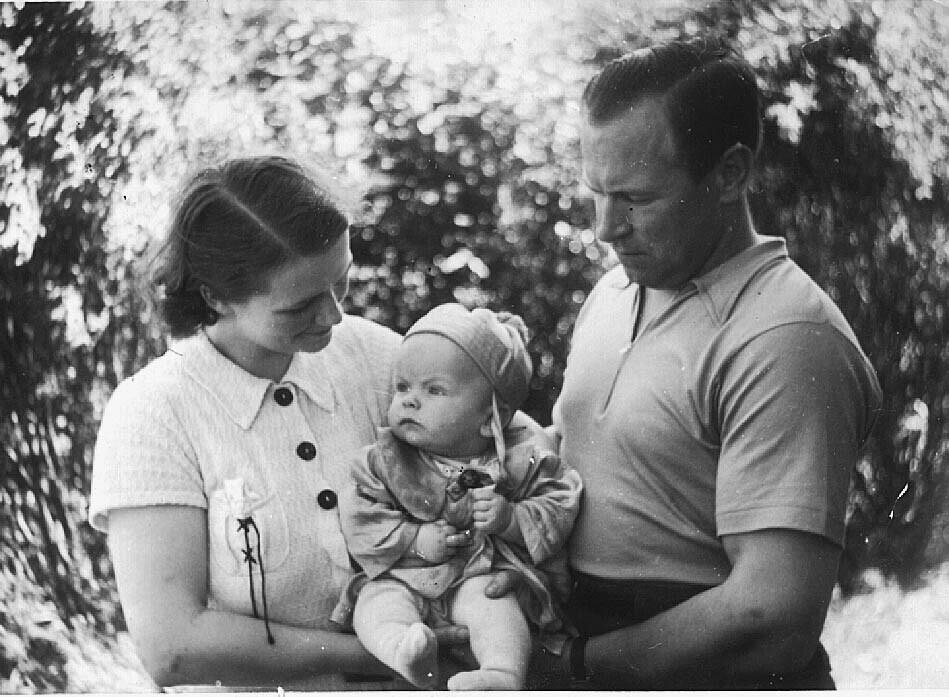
<box><xmin>297</xmin><ymin>441</ymin><xmax>316</xmax><ymax>460</ymax></box>
<box><xmin>317</xmin><ymin>489</ymin><xmax>337</xmax><ymax>510</ymax></box>
<box><xmin>270</xmin><ymin>389</ymin><xmax>333</xmax><ymax>508</ymax></box>
<box><xmin>274</xmin><ymin>387</ymin><xmax>293</xmax><ymax>406</ymax></box>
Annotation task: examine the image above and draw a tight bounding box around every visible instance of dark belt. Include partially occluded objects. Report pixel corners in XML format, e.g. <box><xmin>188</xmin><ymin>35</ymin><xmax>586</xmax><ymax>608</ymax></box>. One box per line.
<box><xmin>566</xmin><ymin>570</ymin><xmax>835</xmax><ymax>690</ymax></box>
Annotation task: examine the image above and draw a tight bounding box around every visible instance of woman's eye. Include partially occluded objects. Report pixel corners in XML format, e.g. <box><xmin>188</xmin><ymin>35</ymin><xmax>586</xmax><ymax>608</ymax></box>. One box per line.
<box><xmin>428</xmin><ymin>386</ymin><xmax>445</xmax><ymax>395</ymax></box>
<box><xmin>394</xmin><ymin>382</ymin><xmax>408</xmax><ymax>392</ymax></box>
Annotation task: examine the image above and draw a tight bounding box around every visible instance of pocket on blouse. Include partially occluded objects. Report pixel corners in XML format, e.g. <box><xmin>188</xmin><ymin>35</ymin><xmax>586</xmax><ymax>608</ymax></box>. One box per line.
<box><xmin>208</xmin><ymin>477</ymin><xmax>291</xmax><ymax>576</ymax></box>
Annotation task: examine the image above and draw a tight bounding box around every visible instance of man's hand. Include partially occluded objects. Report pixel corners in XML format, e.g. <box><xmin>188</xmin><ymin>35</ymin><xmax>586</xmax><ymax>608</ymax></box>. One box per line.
<box><xmin>470</xmin><ymin>485</ymin><xmax>514</xmax><ymax>534</ymax></box>
<box><xmin>411</xmin><ymin>520</ymin><xmax>467</xmax><ymax>563</ymax></box>
<box><xmin>483</xmin><ymin>568</ymin><xmax>521</xmax><ymax>598</ymax></box>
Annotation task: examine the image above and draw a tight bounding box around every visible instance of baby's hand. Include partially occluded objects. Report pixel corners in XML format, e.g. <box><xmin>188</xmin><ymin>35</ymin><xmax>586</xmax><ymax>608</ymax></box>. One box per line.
<box><xmin>411</xmin><ymin>520</ymin><xmax>465</xmax><ymax>563</ymax></box>
<box><xmin>470</xmin><ymin>485</ymin><xmax>514</xmax><ymax>535</ymax></box>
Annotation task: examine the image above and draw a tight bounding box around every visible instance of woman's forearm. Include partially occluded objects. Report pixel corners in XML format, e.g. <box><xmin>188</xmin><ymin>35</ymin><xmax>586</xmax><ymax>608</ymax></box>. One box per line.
<box><xmin>107</xmin><ymin>506</ymin><xmax>389</xmax><ymax>689</ymax></box>
<box><xmin>142</xmin><ymin>607</ymin><xmax>387</xmax><ymax>688</ymax></box>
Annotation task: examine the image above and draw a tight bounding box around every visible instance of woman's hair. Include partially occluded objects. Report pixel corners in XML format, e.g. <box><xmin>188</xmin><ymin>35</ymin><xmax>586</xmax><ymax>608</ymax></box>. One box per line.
<box><xmin>582</xmin><ymin>36</ymin><xmax>762</xmax><ymax>181</ymax></box>
<box><xmin>152</xmin><ymin>155</ymin><xmax>349</xmax><ymax>337</ymax></box>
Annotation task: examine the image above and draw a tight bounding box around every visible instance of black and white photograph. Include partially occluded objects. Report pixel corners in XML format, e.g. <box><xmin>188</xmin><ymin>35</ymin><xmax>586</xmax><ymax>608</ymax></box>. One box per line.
<box><xmin>1</xmin><ymin>0</ymin><xmax>947</xmax><ymax>691</ymax></box>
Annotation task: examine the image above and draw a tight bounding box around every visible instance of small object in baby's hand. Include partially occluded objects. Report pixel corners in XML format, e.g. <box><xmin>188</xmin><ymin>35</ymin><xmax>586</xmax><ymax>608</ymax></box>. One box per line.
<box><xmin>446</xmin><ymin>469</ymin><xmax>495</xmax><ymax>501</ymax></box>
<box><xmin>459</xmin><ymin>469</ymin><xmax>493</xmax><ymax>490</ymax></box>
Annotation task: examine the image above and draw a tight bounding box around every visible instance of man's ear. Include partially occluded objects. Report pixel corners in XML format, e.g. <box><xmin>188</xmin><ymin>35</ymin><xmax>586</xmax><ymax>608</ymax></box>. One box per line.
<box><xmin>199</xmin><ymin>284</ymin><xmax>230</xmax><ymax>317</ymax></box>
<box><xmin>714</xmin><ymin>143</ymin><xmax>753</xmax><ymax>203</ymax></box>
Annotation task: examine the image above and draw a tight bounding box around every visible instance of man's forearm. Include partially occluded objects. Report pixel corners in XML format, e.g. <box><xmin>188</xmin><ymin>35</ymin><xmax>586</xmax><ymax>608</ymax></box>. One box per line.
<box><xmin>581</xmin><ymin>581</ymin><xmax>824</xmax><ymax>689</ymax></box>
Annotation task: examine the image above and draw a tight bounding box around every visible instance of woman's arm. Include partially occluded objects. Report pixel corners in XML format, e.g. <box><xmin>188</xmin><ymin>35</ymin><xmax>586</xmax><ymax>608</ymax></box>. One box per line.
<box><xmin>108</xmin><ymin>505</ymin><xmax>388</xmax><ymax>689</ymax></box>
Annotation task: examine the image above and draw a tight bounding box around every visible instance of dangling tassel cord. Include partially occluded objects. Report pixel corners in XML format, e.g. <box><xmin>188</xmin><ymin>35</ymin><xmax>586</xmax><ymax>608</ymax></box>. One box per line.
<box><xmin>237</xmin><ymin>516</ymin><xmax>276</xmax><ymax>644</ymax></box>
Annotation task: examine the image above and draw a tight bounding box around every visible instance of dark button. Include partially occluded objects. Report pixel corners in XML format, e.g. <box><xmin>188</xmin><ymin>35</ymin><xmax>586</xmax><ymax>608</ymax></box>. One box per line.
<box><xmin>274</xmin><ymin>387</ymin><xmax>293</xmax><ymax>406</ymax></box>
<box><xmin>296</xmin><ymin>441</ymin><xmax>316</xmax><ymax>460</ymax></box>
<box><xmin>317</xmin><ymin>489</ymin><xmax>337</xmax><ymax>510</ymax></box>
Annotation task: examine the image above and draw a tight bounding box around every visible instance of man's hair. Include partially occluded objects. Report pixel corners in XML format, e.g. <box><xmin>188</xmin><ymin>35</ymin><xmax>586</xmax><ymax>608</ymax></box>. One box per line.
<box><xmin>582</xmin><ymin>37</ymin><xmax>762</xmax><ymax>180</ymax></box>
<box><xmin>152</xmin><ymin>155</ymin><xmax>349</xmax><ymax>336</ymax></box>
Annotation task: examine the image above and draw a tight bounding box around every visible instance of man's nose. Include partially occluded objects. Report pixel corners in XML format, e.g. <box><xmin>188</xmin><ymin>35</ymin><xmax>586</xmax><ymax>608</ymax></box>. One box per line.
<box><xmin>595</xmin><ymin>196</ymin><xmax>631</xmax><ymax>243</ymax></box>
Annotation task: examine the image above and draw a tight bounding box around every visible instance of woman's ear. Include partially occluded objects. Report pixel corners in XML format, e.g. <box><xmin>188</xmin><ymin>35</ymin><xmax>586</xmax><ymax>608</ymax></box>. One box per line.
<box><xmin>199</xmin><ymin>284</ymin><xmax>230</xmax><ymax>317</ymax></box>
<box><xmin>714</xmin><ymin>143</ymin><xmax>754</xmax><ymax>203</ymax></box>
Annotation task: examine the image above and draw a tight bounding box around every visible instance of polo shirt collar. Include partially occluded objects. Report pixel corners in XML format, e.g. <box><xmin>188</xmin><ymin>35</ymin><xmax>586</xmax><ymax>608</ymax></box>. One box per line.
<box><xmin>179</xmin><ymin>333</ymin><xmax>335</xmax><ymax>430</ymax></box>
<box><xmin>689</xmin><ymin>236</ymin><xmax>788</xmax><ymax>321</ymax></box>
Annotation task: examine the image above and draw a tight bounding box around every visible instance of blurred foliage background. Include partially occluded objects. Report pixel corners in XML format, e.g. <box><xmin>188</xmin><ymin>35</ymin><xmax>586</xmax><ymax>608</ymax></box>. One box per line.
<box><xmin>1</xmin><ymin>0</ymin><xmax>947</xmax><ymax>691</ymax></box>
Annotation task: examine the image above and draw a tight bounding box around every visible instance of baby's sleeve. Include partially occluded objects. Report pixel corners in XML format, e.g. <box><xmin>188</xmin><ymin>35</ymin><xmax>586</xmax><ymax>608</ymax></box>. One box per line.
<box><xmin>508</xmin><ymin>452</ymin><xmax>583</xmax><ymax>565</ymax></box>
<box><xmin>338</xmin><ymin>446</ymin><xmax>420</xmax><ymax>579</ymax></box>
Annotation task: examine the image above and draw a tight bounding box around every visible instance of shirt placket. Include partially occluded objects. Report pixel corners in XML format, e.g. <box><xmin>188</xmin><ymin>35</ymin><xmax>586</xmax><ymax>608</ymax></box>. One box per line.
<box><xmin>270</xmin><ymin>382</ymin><xmax>352</xmax><ymax>583</ymax></box>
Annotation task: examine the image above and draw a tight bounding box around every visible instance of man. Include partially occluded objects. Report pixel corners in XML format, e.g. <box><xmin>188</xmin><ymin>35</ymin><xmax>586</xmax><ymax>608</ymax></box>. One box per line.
<box><xmin>542</xmin><ymin>37</ymin><xmax>882</xmax><ymax>689</ymax></box>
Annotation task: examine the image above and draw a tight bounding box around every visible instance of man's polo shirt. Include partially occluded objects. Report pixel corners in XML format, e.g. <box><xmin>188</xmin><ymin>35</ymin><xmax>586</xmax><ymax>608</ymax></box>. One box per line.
<box><xmin>554</xmin><ymin>237</ymin><xmax>882</xmax><ymax>585</ymax></box>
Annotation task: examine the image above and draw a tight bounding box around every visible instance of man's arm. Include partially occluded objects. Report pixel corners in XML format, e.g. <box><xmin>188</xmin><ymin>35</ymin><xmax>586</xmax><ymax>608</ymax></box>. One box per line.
<box><xmin>580</xmin><ymin>528</ymin><xmax>839</xmax><ymax>688</ymax></box>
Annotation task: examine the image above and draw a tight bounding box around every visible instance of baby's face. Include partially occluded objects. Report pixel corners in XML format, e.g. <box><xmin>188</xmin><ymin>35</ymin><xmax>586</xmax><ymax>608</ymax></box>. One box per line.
<box><xmin>388</xmin><ymin>333</ymin><xmax>494</xmax><ymax>459</ymax></box>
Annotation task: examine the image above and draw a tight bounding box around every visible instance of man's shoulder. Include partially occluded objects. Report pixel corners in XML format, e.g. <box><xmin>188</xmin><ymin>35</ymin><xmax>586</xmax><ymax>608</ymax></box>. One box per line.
<box><xmin>732</xmin><ymin>253</ymin><xmax>853</xmax><ymax>334</ymax></box>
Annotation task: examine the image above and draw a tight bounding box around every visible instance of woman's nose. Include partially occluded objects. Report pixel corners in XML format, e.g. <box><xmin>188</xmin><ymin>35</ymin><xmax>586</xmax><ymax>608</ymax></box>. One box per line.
<box><xmin>401</xmin><ymin>392</ymin><xmax>420</xmax><ymax>409</ymax></box>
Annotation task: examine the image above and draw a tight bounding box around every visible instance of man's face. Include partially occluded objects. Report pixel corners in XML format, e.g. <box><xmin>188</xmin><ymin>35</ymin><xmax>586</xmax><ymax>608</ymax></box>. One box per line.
<box><xmin>580</xmin><ymin>97</ymin><xmax>725</xmax><ymax>289</ymax></box>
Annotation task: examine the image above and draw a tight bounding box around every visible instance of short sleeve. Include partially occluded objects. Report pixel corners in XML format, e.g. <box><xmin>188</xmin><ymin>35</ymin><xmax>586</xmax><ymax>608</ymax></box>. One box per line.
<box><xmin>715</xmin><ymin>321</ymin><xmax>880</xmax><ymax>545</ymax></box>
<box><xmin>88</xmin><ymin>375</ymin><xmax>206</xmax><ymax>532</ymax></box>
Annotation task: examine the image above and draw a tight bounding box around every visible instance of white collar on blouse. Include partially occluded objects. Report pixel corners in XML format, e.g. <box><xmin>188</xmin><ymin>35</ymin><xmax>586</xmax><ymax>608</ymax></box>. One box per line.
<box><xmin>175</xmin><ymin>330</ymin><xmax>337</xmax><ymax>430</ymax></box>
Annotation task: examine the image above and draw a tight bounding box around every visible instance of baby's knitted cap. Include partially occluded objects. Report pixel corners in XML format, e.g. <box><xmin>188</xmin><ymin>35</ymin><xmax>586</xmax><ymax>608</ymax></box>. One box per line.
<box><xmin>405</xmin><ymin>303</ymin><xmax>532</xmax><ymax>410</ymax></box>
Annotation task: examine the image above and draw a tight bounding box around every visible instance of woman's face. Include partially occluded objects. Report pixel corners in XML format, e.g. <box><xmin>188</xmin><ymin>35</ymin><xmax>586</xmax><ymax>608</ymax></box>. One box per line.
<box><xmin>211</xmin><ymin>234</ymin><xmax>352</xmax><ymax>377</ymax></box>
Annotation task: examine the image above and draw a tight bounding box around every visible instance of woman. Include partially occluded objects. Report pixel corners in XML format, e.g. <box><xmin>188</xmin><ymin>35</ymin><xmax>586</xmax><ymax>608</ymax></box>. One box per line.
<box><xmin>88</xmin><ymin>156</ymin><xmax>469</xmax><ymax>689</ymax></box>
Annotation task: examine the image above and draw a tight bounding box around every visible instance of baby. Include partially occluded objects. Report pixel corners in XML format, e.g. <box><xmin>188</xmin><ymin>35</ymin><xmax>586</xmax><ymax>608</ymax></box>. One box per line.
<box><xmin>335</xmin><ymin>304</ymin><xmax>582</xmax><ymax>690</ymax></box>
